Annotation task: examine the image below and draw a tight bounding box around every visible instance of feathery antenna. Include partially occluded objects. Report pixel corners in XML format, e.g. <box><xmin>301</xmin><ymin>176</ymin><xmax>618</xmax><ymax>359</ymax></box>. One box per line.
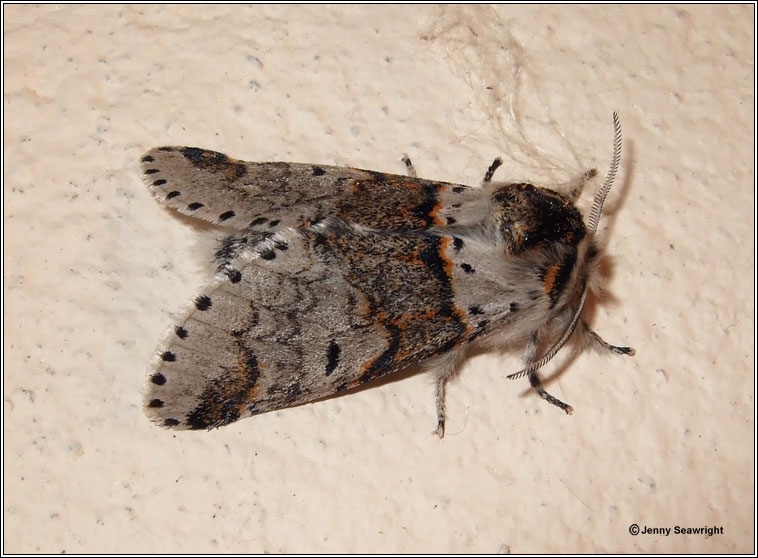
<box><xmin>508</xmin><ymin>113</ymin><xmax>622</xmax><ymax>382</ymax></box>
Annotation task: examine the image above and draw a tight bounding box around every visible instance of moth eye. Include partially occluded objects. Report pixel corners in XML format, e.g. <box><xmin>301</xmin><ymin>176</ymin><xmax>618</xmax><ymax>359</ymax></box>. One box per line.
<box><xmin>586</xmin><ymin>242</ymin><xmax>600</xmax><ymax>260</ymax></box>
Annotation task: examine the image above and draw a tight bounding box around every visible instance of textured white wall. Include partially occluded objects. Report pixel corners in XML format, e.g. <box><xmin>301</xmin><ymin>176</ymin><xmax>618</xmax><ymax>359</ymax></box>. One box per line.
<box><xmin>3</xmin><ymin>4</ymin><xmax>753</xmax><ymax>553</ymax></box>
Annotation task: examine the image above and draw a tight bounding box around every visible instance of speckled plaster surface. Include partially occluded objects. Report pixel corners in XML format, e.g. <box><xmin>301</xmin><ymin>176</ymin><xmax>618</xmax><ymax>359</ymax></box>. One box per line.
<box><xmin>3</xmin><ymin>4</ymin><xmax>754</xmax><ymax>554</ymax></box>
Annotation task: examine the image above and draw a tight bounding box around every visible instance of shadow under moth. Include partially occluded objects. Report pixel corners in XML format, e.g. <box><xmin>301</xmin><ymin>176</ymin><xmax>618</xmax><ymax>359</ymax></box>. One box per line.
<box><xmin>142</xmin><ymin>113</ymin><xmax>633</xmax><ymax>437</ymax></box>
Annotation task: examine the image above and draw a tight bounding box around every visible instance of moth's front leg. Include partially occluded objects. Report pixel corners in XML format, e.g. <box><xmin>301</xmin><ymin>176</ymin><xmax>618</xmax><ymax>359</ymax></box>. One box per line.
<box><xmin>521</xmin><ymin>332</ymin><xmax>574</xmax><ymax>414</ymax></box>
<box><xmin>528</xmin><ymin>372</ymin><xmax>574</xmax><ymax>414</ymax></box>
<box><xmin>581</xmin><ymin>321</ymin><xmax>636</xmax><ymax>356</ymax></box>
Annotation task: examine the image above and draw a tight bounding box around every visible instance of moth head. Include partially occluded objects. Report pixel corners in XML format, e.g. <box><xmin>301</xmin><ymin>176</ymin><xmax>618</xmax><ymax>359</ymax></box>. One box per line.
<box><xmin>507</xmin><ymin>112</ymin><xmax>623</xmax><ymax>380</ymax></box>
<box><xmin>492</xmin><ymin>183</ymin><xmax>586</xmax><ymax>257</ymax></box>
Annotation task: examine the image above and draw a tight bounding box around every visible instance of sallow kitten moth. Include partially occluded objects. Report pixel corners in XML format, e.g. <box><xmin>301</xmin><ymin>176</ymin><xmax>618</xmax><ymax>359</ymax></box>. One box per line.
<box><xmin>142</xmin><ymin>113</ymin><xmax>633</xmax><ymax>437</ymax></box>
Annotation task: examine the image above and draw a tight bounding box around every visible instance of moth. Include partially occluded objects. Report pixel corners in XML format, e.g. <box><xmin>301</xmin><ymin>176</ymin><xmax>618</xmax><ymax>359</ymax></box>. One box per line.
<box><xmin>142</xmin><ymin>113</ymin><xmax>633</xmax><ymax>437</ymax></box>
